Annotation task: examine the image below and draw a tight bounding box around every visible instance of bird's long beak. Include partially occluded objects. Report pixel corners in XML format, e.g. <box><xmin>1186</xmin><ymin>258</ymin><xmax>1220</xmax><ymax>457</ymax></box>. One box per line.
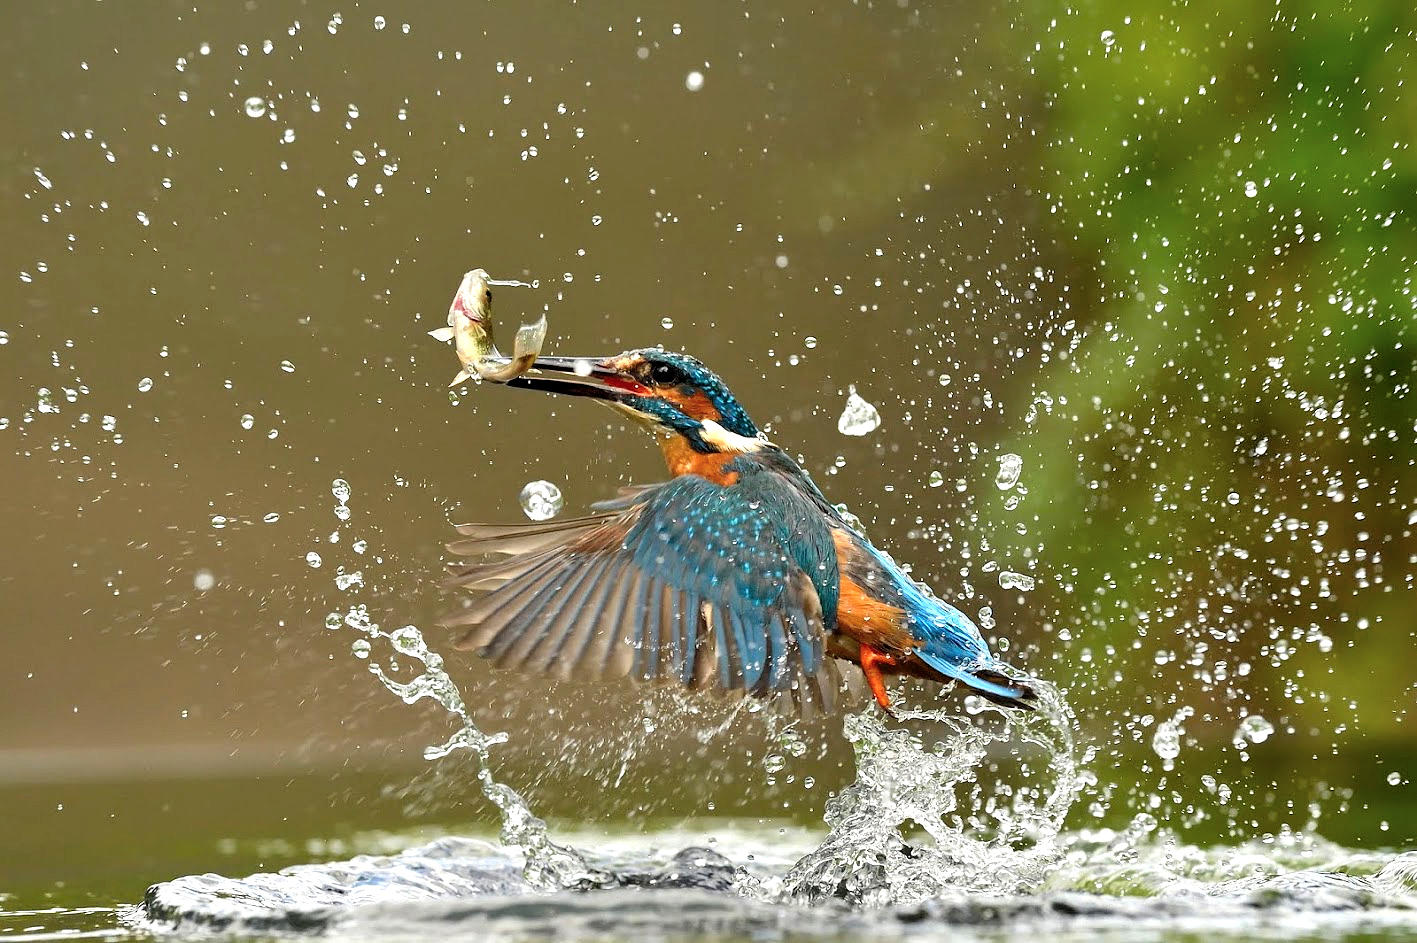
<box><xmin>505</xmin><ymin>355</ymin><xmax>651</xmax><ymax>402</ymax></box>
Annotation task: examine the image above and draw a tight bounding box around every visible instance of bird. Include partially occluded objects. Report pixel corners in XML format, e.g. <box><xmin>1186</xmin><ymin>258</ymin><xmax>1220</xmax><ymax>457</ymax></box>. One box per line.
<box><xmin>441</xmin><ymin>349</ymin><xmax>1038</xmax><ymax>715</ymax></box>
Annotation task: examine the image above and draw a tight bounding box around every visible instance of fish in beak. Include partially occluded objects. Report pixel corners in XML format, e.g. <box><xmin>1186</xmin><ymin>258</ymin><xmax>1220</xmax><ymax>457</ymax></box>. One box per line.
<box><xmin>428</xmin><ymin>269</ymin><xmax>545</xmax><ymax>385</ymax></box>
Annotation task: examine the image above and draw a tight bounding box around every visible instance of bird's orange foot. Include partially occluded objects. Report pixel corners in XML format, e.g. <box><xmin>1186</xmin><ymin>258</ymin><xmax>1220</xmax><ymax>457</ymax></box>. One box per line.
<box><xmin>859</xmin><ymin>645</ymin><xmax>901</xmax><ymax>717</ymax></box>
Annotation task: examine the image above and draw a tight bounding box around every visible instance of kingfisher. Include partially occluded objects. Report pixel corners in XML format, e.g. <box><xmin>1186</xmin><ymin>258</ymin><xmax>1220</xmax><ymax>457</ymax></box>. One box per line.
<box><xmin>442</xmin><ymin>349</ymin><xmax>1038</xmax><ymax>715</ymax></box>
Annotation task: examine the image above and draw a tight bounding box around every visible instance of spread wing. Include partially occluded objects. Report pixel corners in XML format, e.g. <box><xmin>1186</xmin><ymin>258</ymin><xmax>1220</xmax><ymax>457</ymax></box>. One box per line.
<box><xmin>441</xmin><ymin>474</ymin><xmax>841</xmax><ymax>714</ymax></box>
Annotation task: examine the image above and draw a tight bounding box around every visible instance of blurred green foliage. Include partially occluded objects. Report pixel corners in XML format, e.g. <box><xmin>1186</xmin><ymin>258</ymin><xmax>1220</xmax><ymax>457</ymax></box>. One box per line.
<box><xmin>792</xmin><ymin>0</ymin><xmax>1414</xmax><ymax>824</ymax></box>
<box><xmin>1016</xmin><ymin>0</ymin><xmax>1414</xmax><ymax>740</ymax></box>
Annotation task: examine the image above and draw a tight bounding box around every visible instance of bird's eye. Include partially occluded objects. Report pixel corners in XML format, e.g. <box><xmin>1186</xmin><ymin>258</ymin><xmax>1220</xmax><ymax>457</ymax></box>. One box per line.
<box><xmin>483</xmin><ymin>289</ymin><xmax>493</xmax><ymax>306</ymax></box>
<box><xmin>650</xmin><ymin>363</ymin><xmax>678</xmax><ymax>384</ymax></box>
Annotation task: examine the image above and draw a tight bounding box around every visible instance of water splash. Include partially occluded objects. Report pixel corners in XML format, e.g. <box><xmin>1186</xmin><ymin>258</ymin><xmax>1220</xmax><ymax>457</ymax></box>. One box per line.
<box><xmin>778</xmin><ymin>681</ymin><xmax>1082</xmax><ymax>908</ymax></box>
<box><xmin>324</xmin><ymin>478</ymin><xmax>608</xmax><ymax>891</ymax></box>
<box><xmin>365</xmin><ymin>625</ymin><xmax>611</xmax><ymax>890</ymax></box>
<box><xmin>999</xmin><ymin>570</ymin><xmax>1036</xmax><ymax>591</ymax></box>
<box><xmin>837</xmin><ymin>385</ymin><xmax>882</xmax><ymax>436</ymax></box>
<box><xmin>995</xmin><ymin>452</ymin><xmax>1023</xmax><ymax>490</ymax></box>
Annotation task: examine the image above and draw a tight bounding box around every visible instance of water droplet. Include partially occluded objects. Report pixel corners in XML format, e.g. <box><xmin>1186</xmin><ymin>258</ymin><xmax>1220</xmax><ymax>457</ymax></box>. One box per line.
<box><xmin>137</xmin><ymin>377</ymin><xmax>154</xmax><ymax>393</ymax></box>
<box><xmin>685</xmin><ymin>70</ymin><xmax>705</xmax><ymax>92</ymax></box>
<box><xmin>781</xmin><ymin>732</ymin><xmax>808</xmax><ymax>757</ymax></box>
<box><xmin>1152</xmin><ymin>720</ymin><xmax>1182</xmax><ymax>760</ymax></box>
<box><xmin>803</xmin><ymin>336</ymin><xmax>817</xmax><ymax>349</ymax></box>
<box><xmin>243</xmin><ymin>96</ymin><xmax>267</xmax><ymax>118</ymax></box>
<box><xmin>1389</xmin><ymin>771</ymin><xmax>1403</xmax><ymax>786</ymax></box>
<box><xmin>334</xmin><ymin>568</ymin><xmax>364</xmax><ymax>591</ymax></box>
<box><xmin>660</xmin><ymin>317</ymin><xmax>674</xmax><ymax>329</ymax></box>
<box><xmin>352</xmin><ymin>539</ymin><xmax>368</xmax><ymax>554</ymax></box>
<box><xmin>306</xmin><ymin>551</ymin><xmax>323</xmax><ymax>568</ymax></box>
<box><xmin>351</xmin><ymin>638</ymin><xmax>372</xmax><ymax>659</ymax></box>
<box><xmin>995</xmin><ymin>453</ymin><xmax>1023</xmax><ymax>490</ymax></box>
<box><xmin>390</xmin><ymin>625</ymin><xmax>425</xmax><ymax>657</ymax></box>
<box><xmin>837</xmin><ymin>385</ymin><xmax>881</xmax><ymax>436</ymax></box>
<box><xmin>1234</xmin><ymin>714</ymin><xmax>1274</xmax><ymax>747</ymax></box>
<box><xmin>373</xmin><ymin>15</ymin><xmax>386</xmax><ymax>30</ymax></box>
<box><xmin>193</xmin><ymin>569</ymin><xmax>216</xmax><ymax>592</ymax></box>
<box><xmin>928</xmin><ymin>470</ymin><xmax>944</xmax><ymax>488</ymax></box>
<box><xmin>1244</xmin><ymin>180</ymin><xmax>1259</xmax><ymax>198</ymax></box>
<box><xmin>519</xmin><ymin>480</ymin><xmax>564</xmax><ymax>521</ymax></box>
<box><xmin>775</xmin><ymin>254</ymin><xmax>790</xmax><ymax>269</ymax></box>
<box><xmin>263</xmin><ymin>512</ymin><xmax>280</xmax><ymax>524</ymax></box>
<box><xmin>239</xmin><ymin>413</ymin><xmax>254</xmax><ymax>430</ymax></box>
<box><xmin>210</xmin><ymin>515</ymin><xmax>228</xmax><ymax>529</ymax></box>
<box><xmin>763</xmin><ymin>753</ymin><xmax>787</xmax><ymax>774</ymax></box>
<box><xmin>1100</xmin><ymin>29</ymin><xmax>1115</xmax><ymax>46</ymax></box>
<box><xmin>280</xmin><ymin>359</ymin><xmax>295</xmax><ymax>373</ymax></box>
<box><xmin>999</xmin><ymin>571</ymin><xmax>1036</xmax><ymax>592</ymax></box>
<box><xmin>325</xmin><ymin>612</ymin><xmax>342</xmax><ymax>631</ymax></box>
<box><xmin>331</xmin><ymin>478</ymin><xmax>351</xmax><ymax>503</ymax></box>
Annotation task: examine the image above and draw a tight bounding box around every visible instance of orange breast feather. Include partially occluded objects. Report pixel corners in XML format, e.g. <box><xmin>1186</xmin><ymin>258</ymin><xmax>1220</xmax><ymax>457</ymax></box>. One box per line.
<box><xmin>657</xmin><ymin>436</ymin><xmax>741</xmax><ymax>484</ymax></box>
<box><xmin>831</xmin><ymin>530</ymin><xmax>914</xmax><ymax>653</ymax></box>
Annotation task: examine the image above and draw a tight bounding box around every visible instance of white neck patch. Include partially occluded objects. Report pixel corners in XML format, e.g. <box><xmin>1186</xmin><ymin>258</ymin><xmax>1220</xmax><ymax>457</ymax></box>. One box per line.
<box><xmin>699</xmin><ymin>418</ymin><xmax>766</xmax><ymax>453</ymax></box>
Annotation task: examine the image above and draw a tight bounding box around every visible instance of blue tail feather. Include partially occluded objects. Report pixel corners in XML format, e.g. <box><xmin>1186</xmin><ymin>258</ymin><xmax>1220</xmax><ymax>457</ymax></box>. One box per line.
<box><xmin>913</xmin><ymin>649</ymin><xmax>1037</xmax><ymax>708</ymax></box>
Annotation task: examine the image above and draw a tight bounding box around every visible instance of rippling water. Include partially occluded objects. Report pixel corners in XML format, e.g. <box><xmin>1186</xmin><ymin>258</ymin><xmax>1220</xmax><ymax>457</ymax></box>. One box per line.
<box><xmin>117</xmin><ymin>814</ymin><xmax>1417</xmax><ymax>942</ymax></box>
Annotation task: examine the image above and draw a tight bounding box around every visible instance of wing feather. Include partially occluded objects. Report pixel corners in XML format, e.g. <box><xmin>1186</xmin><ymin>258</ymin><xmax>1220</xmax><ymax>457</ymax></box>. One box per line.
<box><xmin>446</xmin><ymin>519</ymin><xmax>603</xmax><ymax>557</ymax></box>
<box><xmin>691</xmin><ymin>601</ymin><xmax>718</xmax><ymax>690</ymax></box>
<box><xmin>545</xmin><ymin>556</ymin><xmax>621</xmax><ymax>679</ymax></box>
<box><xmin>678</xmin><ymin>590</ymin><xmax>702</xmax><ymax>684</ymax></box>
<box><xmin>765</xmin><ymin>613</ymin><xmax>790</xmax><ymax>691</ymax></box>
<box><xmin>526</xmin><ymin>553</ymin><xmax>616</xmax><ymax>673</ymax></box>
<box><xmin>635</xmin><ymin>578</ymin><xmax>659</xmax><ymax>680</ymax></box>
<box><xmin>441</xmin><ymin>468</ymin><xmax>842</xmax><ymax>711</ymax></box>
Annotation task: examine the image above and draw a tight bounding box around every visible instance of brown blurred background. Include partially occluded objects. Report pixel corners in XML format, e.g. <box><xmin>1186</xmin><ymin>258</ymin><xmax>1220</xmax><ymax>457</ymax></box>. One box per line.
<box><xmin>2</xmin><ymin>0</ymin><xmax>1414</xmax><ymax>906</ymax></box>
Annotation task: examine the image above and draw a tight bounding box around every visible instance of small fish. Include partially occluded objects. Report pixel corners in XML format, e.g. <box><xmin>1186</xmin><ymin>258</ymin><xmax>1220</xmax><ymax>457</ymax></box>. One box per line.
<box><xmin>428</xmin><ymin>268</ymin><xmax>547</xmax><ymax>385</ymax></box>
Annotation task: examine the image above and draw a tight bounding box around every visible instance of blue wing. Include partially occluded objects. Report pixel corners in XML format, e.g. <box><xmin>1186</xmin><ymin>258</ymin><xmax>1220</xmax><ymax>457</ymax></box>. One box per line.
<box><xmin>442</xmin><ymin>467</ymin><xmax>841</xmax><ymax>713</ymax></box>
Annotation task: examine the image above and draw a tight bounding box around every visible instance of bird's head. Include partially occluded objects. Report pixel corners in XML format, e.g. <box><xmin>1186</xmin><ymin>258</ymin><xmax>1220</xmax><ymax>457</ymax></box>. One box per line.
<box><xmin>509</xmin><ymin>348</ymin><xmax>765</xmax><ymax>455</ymax></box>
